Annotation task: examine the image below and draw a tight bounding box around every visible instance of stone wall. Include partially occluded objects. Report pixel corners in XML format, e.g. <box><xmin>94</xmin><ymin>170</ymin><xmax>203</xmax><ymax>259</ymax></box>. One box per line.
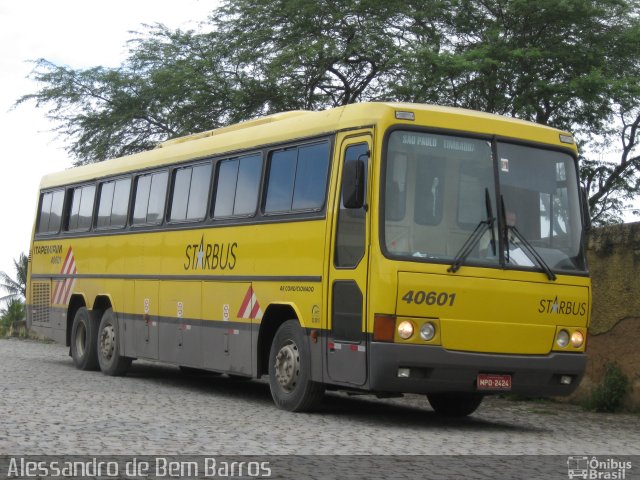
<box><xmin>573</xmin><ymin>222</ymin><xmax>640</xmax><ymax>409</ymax></box>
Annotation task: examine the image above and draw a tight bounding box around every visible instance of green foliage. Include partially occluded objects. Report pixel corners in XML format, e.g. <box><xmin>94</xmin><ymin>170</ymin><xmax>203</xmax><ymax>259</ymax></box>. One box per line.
<box><xmin>583</xmin><ymin>363</ymin><xmax>631</xmax><ymax>412</ymax></box>
<box><xmin>0</xmin><ymin>298</ymin><xmax>25</xmax><ymax>336</ymax></box>
<box><xmin>396</xmin><ymin>0</ymin><xmax>635</xmax><ymax>129</ymax></box>
<box><xmin>15</xmin><ymin>0</ymin><xmax>640</xmax><ymax>223</ymax></box>
<box><xmin>212</xmin><ymin>0</ymin><xmax>444</xmax><ymax>109</ymax></box>
<box><xmin>1</xmin><ymin>253</ymin><xmax>28</xmax><ymax>304</ymax></box>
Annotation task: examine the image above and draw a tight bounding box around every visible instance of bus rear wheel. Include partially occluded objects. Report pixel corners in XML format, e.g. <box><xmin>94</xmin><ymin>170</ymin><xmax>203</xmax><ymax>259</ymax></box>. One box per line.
<box><xmin>97</xmin><ymin>308</ymin><xmax>132</xmax><ymax>376</ymax></box>
<box><xmin>70</xmin><ymin>307</ymin><xmax>99</xmax><ymax>370</ymax></box>
<box><xmin>268</xmin><ymin>320</ymin><xmax>324</xmax><ymax>412</ymax></box>
<box><xmin>427</xmin><ymin>392</ymin><xmax>484</xmax><ymax>417</ymax></box>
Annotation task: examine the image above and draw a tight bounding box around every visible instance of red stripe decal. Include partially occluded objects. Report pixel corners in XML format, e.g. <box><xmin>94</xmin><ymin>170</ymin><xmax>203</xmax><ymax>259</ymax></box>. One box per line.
<box><xmin>52</xmin><ymin>280</ymin><xmax>63</xmax><ymax>304</ymax></box>
<box><xmin>250</xmin><ymin>300</ymin><xmax>261</xmax><ymax>319</ymax></box>
<box><xmin>237</xmin><ymin>286</ymin><xmax>253</xmax><ymax>318</ymax></box>
<box><xmin>55</xmin><ymin>247</ymin><xmax>77</xmax><ymax>305</ymax></box>
<box><xmin>61</xmin><ymin>247</ymin><xmax>73</xmax><ymax>272</ymax></box>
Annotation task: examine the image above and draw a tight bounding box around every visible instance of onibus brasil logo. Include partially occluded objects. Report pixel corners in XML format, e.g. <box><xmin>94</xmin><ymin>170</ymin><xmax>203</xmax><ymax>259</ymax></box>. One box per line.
<box><xmin>567</xmin><ymin>456</ymin><xmax>632</xmax><ymax>479</ymax></box>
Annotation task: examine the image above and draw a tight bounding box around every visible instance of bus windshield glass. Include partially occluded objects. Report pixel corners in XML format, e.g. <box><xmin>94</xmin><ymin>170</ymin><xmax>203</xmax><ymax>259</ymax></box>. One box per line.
<box><xmin>383</xmin><ymin>130</ymin><xmax>586</xmax><ymax>273</ymax></box>
<box><xmin>497</xmin><ymin>141</ymin><xmax>585</xmax><ymax>272</ymax></box>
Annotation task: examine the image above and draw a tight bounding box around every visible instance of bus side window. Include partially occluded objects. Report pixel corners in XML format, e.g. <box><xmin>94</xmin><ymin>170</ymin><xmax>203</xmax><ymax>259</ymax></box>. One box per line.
<box><xmin>132</xmin><ymin>175</ymin><xmax>152</xmax><ymax>224</ymax></box>
<box><xmin>264</xmin><ymin>141</ymin><xmax>330</xmax><ymax>214</ymax></box>
<box><xmin>37</xmin><ymin>189</ymin><xmax>64</xmax><ymax>234</ymax></box>
<box><xmin>97</xmin><ymin>181</ymin><xmax>115</xmax><ymax>228</ymax></box>
<box><xmin>132</xmin><ymin>171</ymin><xmax>168</xmax><ymax>226</ymax></box>
<box><xmin>234</xmin><ymin>155</ymin><xmax>262</xmax><ymax>215</ymax></box>
<box><xmin>169</xmin><ymin>163</ymin><xmax>212</xmax><ymax>222</ymax></box>
<box><xmin>265</xmin><ymin>149</ymin><xmax>297</xmax><ymax>213</ymax></box>
<box><xmin>97</xmin><ymin>177</ymin><xmax>131</xmax><ymax>229</ymax></box>
<box><xmin>292</xmin><ymin>142</ymin><xmax>330</xmax><ymax>210</ymax></box>
<box><xmin>66</xmin><ymin>185</ymin><xmax>96</xmax><ymax>232</ymax></box>
<box><xmin>186</xmin><ymin>164</ymin><xmax>211</xmax><ymax>220</ymax></box>
<box><xmin>37</xmin><ymin>192</ymin><xmax>53</xmax><ymax>234</ymax></box>
<box><xmin>213</xmin><ymin>154</ymin><xmax>262</xmax><ymax>218</ymax></box>
<box><xmin>111</xmin><ymin>178</ymin><xmax>131</xmax><ymax>227</ymax></box>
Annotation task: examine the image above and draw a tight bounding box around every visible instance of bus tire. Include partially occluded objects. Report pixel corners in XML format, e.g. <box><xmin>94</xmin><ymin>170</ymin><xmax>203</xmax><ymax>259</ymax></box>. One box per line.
<box><xmin>97</xmin><ymin>308</ymin><xmax>131</xmax><ymax>376</ymax></box>
<box><xmin>70</xmin><ymin>307</ymin><xmax>99</xmax><ymax>371</ymax></box>
<box><xmin>268</xmin><ymin>320</ymin><xmax>324</xmax><ymax>412</ymax></box>
<box><xmin>427</xmin><ymin>392</ymin><xmax>484</xmax><ymax>417</ymax></box>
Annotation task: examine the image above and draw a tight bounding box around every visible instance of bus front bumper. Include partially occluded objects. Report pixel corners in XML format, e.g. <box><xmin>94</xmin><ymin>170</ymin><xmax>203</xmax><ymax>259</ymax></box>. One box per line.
<box><xmin>369</xmin><ymin>342</ymin><xmax>586</xmax><ymax>397</ymax></box>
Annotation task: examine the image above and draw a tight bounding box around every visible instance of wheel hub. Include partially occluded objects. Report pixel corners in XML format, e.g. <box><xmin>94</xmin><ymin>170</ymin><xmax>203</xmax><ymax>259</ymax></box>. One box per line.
<box><xmin>274</xmin><ymin>341</ymin><xmax>300</xmax><ymax>392</ymax></box>
<box><xmin>100</xmin><ymin>324</ymin><xmax>116</xmax><ymax>361</ymax></box>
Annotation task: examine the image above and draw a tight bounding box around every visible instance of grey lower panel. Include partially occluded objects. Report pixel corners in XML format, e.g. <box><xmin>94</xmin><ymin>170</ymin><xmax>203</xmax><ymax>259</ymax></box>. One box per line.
<box><xmin>158</xmin><ymin>318</ymin><xmax>203</xmax><ymax>366</ymax></box>
<box><xmin>369</xmin><ymin>342</ymin><xmax>587</xmax><ymax>396</ymax></box>
<box><xmin>124</xmin><ymin>314</ymin><xmax>159</xmax><ymax>360</ymax></box>
<box><xmin>326</xmin><ymin>340</ymin><xmax>367</xmax><ymax>386</ymax></box>
<box><xmin>31</xmin><ymin>323</ymin><xmax>66</xmax><ymax>345</ymax></box>
<box><xmin>200</xmin><ymin>321</ymin><xmax>253</xmax><ymax>375</ymax></box>
<box><xmin>30</xmin><ymin>306</ymin><xmax>67</xmax><ymax>346</ymax></box>
<box><xmin>124</xmin><ymin>314</ymin><xmax>252</xmax><ymax>375</ymax></box>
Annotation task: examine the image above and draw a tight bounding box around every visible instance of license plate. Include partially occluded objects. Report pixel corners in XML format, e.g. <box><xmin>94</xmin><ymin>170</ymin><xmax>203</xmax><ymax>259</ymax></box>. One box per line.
<box><xmin>477</xmin><ymin>373</ymin><xmax>512</xmax><ymax>391</ymax></box>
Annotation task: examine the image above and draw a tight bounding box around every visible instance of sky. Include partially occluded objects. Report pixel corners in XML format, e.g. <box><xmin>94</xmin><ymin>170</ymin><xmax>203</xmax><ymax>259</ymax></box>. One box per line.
<box><xmin>0</xmin><ymin>0</ymin><xmax>217</xmax><ymax>282</ymax></box>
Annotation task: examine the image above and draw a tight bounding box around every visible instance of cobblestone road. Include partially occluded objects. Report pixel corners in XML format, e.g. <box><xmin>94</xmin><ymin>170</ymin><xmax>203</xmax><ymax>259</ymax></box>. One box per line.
<box><xmin>1</xmin><ymin>338</ymin><xmax>639</xmax><ymax>459</ymax></box>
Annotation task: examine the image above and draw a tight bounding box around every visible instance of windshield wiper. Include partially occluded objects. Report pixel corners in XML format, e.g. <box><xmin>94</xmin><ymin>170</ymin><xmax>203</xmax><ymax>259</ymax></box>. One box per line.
<box><xmin>448</xmin><ymin>188</ymin><xmax>495</xmax><ymax>273</ymax></box>
<box><xmin>501</xmin><ymin>195</ymin><xmax>557</xmax><ymax>281</ymax></box>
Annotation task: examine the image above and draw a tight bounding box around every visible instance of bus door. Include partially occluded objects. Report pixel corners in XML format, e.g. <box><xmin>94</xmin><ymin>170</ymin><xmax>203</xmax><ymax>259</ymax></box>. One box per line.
<box><xmin>326</xmin><ymin>133</ymin><xmax>371</xmax><ymax>386</ymax></box>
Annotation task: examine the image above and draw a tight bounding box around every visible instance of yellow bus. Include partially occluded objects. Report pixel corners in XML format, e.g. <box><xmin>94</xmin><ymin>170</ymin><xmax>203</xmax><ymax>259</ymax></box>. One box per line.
<box><xmin>27</xmin><ymin>102</ymin><xmax>590</xmax><ymax>415</ymax></box>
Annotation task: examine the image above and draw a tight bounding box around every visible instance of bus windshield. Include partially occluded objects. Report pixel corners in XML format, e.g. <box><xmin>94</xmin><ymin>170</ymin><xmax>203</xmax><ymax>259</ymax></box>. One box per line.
<box><xmin>383</xmin><ymin>130</ymin><xmax>586</xmax><ymax>274</ymax></box>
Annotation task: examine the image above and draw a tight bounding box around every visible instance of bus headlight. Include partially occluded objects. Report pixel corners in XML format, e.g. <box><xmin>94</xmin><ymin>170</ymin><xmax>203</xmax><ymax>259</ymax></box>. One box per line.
<box><xmin>571</xmin><ymin>331</ymin><xmax>584</xmax><ymax>348</ymax></box>
<box><xmin>556</xmin><ymin>330</ymin><xmax>570</xmax><ymax>348</ymax></box>
<box><xmin>420</xmin><ymin>322</ymin><xmax>436</xmax><ymax>341</ymax></box>
<box><xmin>397</xmin><ymin>321</ymin><xmax>414</xmax><ymax>339</ymax></box>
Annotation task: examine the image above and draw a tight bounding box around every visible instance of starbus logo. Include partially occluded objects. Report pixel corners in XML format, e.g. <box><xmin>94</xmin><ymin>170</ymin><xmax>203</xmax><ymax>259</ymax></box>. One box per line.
<box><xmin>538</xmin><ymin>296</ymin><xmax>587</xmax><ymax>316</ymax></box>
<box><xmin>183</xmin><ymin>235</ymin><xmax>238</xmax><ymax>271</ymax></box>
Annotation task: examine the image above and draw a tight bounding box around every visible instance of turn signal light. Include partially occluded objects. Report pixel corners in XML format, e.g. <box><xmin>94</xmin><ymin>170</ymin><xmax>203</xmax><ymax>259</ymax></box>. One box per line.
<box><xmin>373</xmin><ymin>314</ymin><xmax>396</xmax><ymax>342</ymax></box>
<box><xmin>571</xmin><ymin>331</ymin><xmax>584</xmax><ymax>348</ymax></box>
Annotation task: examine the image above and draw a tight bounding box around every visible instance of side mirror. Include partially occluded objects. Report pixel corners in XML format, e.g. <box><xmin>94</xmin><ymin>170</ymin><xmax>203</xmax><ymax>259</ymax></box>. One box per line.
<box><xmin>342</xmin><ymin>159</ymin><xmax>365</xmax><ymax>209</ymax></box>
<box><xmin>580</xmin><ymin>187</ymin><xmax>592</xmax><ymax>232</ymax></box>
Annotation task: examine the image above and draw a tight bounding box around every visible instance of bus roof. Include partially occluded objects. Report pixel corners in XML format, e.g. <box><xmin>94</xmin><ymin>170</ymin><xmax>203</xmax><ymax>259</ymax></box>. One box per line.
<box><xmin>38</xmin><ymin>102</ymin><xmax>575</xmax><ymax>189</ymax></box>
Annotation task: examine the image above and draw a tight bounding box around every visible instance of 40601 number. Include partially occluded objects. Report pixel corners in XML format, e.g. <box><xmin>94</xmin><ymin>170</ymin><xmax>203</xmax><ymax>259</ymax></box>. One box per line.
<box><xmin>401</xmin><ymin>290</ymin><xmax>456</xmax><ymax>307</ymax></box>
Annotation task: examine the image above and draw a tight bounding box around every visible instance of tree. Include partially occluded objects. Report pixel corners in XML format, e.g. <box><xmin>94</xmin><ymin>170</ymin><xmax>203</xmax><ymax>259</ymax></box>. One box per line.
<box><xmin>15</xmin><ymin>28</ymin><xmax>242</xmax><ymax>163</ymax></box>
<box><xmin>1</xmin><ymin>253</ymin><xmax>28</xmax><ymax>304</ymax></box>
<box><xmin>16</xmin><ymin>1</ymin><xmax>445</xmax><ymax>164</ymax></box>
<box><xmin>210</xmin><ymin>0</ymin><xmax>445</xmax><ymax>109</ymax></box>
<box><xmin>392</xmin><ymin>0</ymin><xmax>640</xmax><ymax>224</ymax></box>
<box><xmin>16</xmin><ymin>0</ymin><xmax>640</xmax><ymax>223</ymax></box>
<box><xmin>579</xmin><ymin>109</ymin><xmax>640</xmax><ymax>225</ymax></box>
<box><xmin>0</xmin><ymin>298</ymin><xmax>26</xmax><ymax>335</ymax></box>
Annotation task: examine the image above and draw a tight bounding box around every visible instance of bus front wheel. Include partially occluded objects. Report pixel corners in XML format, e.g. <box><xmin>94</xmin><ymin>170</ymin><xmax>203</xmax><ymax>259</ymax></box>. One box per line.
<box><xmin>427</xmin><ymin>392</ymin><xmax>484</xmax><ymax>417</ymax></box>
<box><xmin>70</xmin><ymin>307</ymin><xmax>99</xmax><ymax>371</ymax></box>
<box><xmin>268</xmin><ymin>320</ymin><xmax>324</xmax><ymax>412</ymax></box>
<box><xmin>97</xmin><ymin>308</ymin><xmax>132</xmax><ymax>376</ymax></box>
